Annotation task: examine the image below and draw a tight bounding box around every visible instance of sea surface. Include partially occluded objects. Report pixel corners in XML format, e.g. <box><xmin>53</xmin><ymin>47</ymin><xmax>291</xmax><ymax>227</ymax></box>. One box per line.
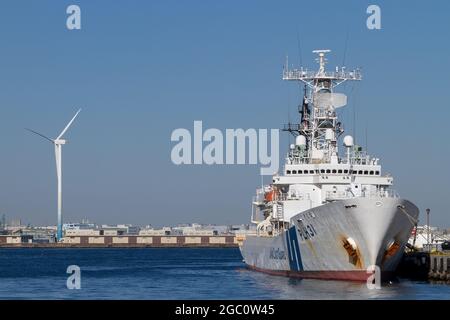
<box><xmin>0</xmin><ymin>248</ymin><xmax>449</xmax><ymax>300</ymax></box>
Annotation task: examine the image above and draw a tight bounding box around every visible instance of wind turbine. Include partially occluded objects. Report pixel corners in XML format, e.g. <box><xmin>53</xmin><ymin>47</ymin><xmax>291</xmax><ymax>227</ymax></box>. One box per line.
<box><xmin>26</xmin><ymin>109</ymin><xmax>81</xmax><ymax>241</ymax></box>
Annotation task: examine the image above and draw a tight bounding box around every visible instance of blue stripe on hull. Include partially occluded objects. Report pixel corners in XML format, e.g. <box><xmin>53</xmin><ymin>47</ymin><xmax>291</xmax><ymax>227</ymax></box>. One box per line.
<box><xmin>286</xmin><ymin>226</ymin><xmax>303</xmax><ymax>271</ymax></box>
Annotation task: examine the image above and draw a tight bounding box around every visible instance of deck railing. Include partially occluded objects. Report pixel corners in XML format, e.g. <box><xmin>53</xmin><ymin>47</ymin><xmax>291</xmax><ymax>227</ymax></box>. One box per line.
<box><xmin>325</xmin><ymin>189</ymin><xmax>399</xmax><ymax>201</ymax></box>
<box><xmin>283</xmin><ymin>69</ymin><xmax>362</xmax><ymax>81</ymax></box>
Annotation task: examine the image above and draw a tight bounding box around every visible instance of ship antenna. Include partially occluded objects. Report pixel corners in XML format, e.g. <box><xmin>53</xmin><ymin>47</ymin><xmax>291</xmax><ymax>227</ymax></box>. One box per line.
<box><xmin>296</xmin><ymin>30</ymin><xmax>303</xmax><ymax>67</ymax></box>
<box><xmin>296</xmin><ymin>31</ymin><xmax>304</xmax><ymax>102</ymax></box>
<box><xmin>365</xmin><ymin>120</ymin><xmax>368</xmax><ymax>153</ymax></box>
<box><xmin>352</xmin><ymin>85</ymin><xmax>357</xmax><ymax>145</ymax></box>
<box><xmin>342</xmin><ymin>29</ymin><xmax>350</xmax><ymax>67</ymax></box>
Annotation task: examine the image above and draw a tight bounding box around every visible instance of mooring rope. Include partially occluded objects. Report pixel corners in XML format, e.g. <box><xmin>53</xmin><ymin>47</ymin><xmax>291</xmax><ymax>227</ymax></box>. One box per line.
<box><xmin>398</xmin><ymin>205</ymin><xmax>418</xmax><ymax>226</ymax></box>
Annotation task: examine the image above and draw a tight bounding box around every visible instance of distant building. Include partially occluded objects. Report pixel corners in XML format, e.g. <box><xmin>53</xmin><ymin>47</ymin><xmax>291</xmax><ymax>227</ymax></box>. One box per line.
<box><xmin>65</xmin><ymin>229</ymin><xmax>101</xmax><ymax>236</ymax></box>
<box><xmin>10</xmin><ymin>219</ymin><xmax>22</xmax><ymax>227</ymax></box>
<box><xmin>171</xmin><ymin>223</ymin><xmax>239</xmax><ymax>236</ymax></box>
<box><xmin>0</xmin><ymin>234</ymin><xmax>33</xmax><ymax>244</ymax></box>
<box><xmin>229</xmin><ymin>224</ymin><xmax>250</xmax><ymax>232</ymax></box>
<box><xmin>409</xmin><ymin>225</ymin><xmax>450</xmax><ymax>249</ymax></box>
<box><xmin>0</xmin><ymin>214</ymin><xmax>6</xmax><ymax>229</ymax></box>
<box><xmin>63</xmin><ymin>222</ymin><xmax>140</xmax><ymax>237</ymax></box>
<box><xmin>139</xmin><ymin>227</ymin><xmax>176</xmax><ymax>236</ymax></box>
<box><xmin>114</xmin><ymin>224</ymin><xmax>140</xmax><ymax>235</ymax></box>
<box><xmin>63</xmin><ymin>222</ymin><xmax>97</xmax><ymax>230</ymax></box>
<box><xmin>100</xmin><ymin>225</ymin><xmax>127</xmax><ymax>236</ymax></box>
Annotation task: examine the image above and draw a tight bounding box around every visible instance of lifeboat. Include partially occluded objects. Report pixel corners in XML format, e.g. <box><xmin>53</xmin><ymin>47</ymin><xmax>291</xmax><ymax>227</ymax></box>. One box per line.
<box><xmin>264</xmin><ymin>189</ymin><xmax>275</xmax><ymax>202</ymax></box>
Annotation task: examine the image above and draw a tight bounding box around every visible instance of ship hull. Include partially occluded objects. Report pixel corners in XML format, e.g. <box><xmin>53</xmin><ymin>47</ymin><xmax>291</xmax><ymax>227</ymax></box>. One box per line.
<box><xmin>239</xmin><ymin>197</ymin><xmax>418</xmax><ymax>282</ymax></box>
<box><xmin>246</xmin><ymin>265</ymin><xmax>395</xmax><ymax>281</ymax></box>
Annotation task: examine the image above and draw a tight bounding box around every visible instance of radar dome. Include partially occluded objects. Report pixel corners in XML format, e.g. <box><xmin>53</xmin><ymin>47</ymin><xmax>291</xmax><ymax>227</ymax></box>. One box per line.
<box><xmin>343</xmin><ymin>135</ymin><xmax>354</xmax><ymax>147</ymax></box>
<box><xmin>295</xmin><ymin>135</ymin><xmax>306</xmax><ymax>146</ymax></box>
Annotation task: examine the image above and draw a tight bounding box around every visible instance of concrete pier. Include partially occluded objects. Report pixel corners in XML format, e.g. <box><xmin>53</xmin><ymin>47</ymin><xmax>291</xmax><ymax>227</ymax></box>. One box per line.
<box><xmin>428</xmin><ymin>253</ymin><xmax>450</xmax><ymax>280</ymax></box>
<box><xmin>397</xmin><ymin>251</ymin><xmax>450</xmax><ymax>281</ymax></box>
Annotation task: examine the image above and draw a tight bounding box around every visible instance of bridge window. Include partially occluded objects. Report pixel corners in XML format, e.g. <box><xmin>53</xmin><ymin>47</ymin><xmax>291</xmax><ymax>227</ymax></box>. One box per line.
<box><xmin>344</xmin><ymin>169</ymin><xmax>349</xmax><ymax>174</ymax></box>
<box><xmin>375</xmin><ymin>171</ymin><xmax>380</xmax><ymax>175</ymax></box>
<box><xmin>358</xmin><ymin>170</ymin><xmax>363</xmax><ymax>175</ymax></box>
<box><xmin>326</xmin><ymin>169</ymin><xmax>331</xmax><ymax>174</ymax></box>
<box><xmin>364</xmin><ymin>170</ymin><xmax>368</xmax><ymax>175</ymax></box>
<box><xmin>320</xmin><ymin>169</ymin><xmax>325</xmax><ymax>174</ymax></box>
<box><xmin>332</xmin><ymin>169</ymin><xmax>337</xmax><ymax>174</ymax></box>
<box><xmin>292</xmin><ymin>170</ymin><xmax>297</xmax><ymax>174</ymax></box>
<box><xmin>286</xmin><ymin>170</ymin><xmax>291</xmax><ymax>174</ymax></box>
<box><xmin>309</xmin><ymin>170</ymin><xmax>314</xmax><ymax>174</ymax></box>
<box><xmin>338</xmin><ymin>169</ymin><xmax>343</xmax><ymax>174</ymax></box>
<box><xmin>370</xmin><ymin>171</ymin><xmax>374</xmax><ymax>175</ymax></box>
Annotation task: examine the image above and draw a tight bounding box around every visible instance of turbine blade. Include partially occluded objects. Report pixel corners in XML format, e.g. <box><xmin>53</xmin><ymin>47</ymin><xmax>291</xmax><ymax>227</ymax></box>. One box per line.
<box><xmin>57</xmin><ymin>108</ymin><xmax>81</xmax><ymax>140</ymax></box>
<box><xmin>25</xmin><ymin>128</ymin><xmax>54</xmax><ymax>143</ymax></box>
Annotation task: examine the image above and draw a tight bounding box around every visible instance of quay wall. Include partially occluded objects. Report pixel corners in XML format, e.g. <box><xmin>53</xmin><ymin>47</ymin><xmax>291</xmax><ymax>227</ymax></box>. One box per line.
<box><xmin>0</xmin><ymin>235</ymin><xmax>238</xmax><ymax>248</ymax></box>
<box><xmin>429</xmin><ymin>253</ymin><xmax>450</xmax><ymax>280</ymax></box>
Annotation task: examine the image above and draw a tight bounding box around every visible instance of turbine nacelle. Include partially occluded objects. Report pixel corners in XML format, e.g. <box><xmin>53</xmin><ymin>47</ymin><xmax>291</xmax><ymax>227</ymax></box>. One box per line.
<box><xmin>54</xmin><ymin>139</ymin><xmax>66</xmax><ymax>145</ymax></box>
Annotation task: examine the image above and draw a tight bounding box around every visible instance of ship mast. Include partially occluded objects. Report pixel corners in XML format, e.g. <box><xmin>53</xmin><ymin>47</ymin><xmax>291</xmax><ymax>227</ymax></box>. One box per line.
<box><xmin>282</xmin><ymin>49</ymin><xmax>361</xmax><ymax>164</ymax></box>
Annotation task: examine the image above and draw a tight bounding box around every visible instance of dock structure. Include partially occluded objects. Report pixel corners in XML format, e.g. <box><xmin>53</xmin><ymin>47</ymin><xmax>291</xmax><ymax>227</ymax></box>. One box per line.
<box><xmin>428</xmin><ymin>252</ymin><xmax>450</xmax><ymax>280</ymax></box>
<box><xmin>397</xmin><ymin>250</ymin><xmax>450</xmax><ymax>281</ymax></box>
<box><xmin>0</xmin><ymin>235</ymin><xmax>238</xmax><ymax>248</ymax></box>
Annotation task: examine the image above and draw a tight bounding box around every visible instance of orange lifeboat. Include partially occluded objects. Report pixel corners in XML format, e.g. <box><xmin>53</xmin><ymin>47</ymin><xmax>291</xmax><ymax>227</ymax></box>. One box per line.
<box><xmin>264</xmin><ymin>190</ymin><xmax>275</xmax><ymax>202</ymax></box>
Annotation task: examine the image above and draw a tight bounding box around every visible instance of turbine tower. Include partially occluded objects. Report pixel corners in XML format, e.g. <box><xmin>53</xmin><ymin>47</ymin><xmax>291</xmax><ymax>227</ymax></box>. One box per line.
<box><xmin>26</xmin><ymin>109</ymin><xmax>81</xmax><ymax>241</ymax></box>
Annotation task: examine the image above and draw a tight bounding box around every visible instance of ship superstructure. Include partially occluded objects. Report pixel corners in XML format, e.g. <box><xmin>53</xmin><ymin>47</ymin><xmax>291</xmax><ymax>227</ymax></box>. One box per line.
<box><xmin>239</xmin><ymin>50</ymin><xmax>419</xmax><ymax>281</ymax></box>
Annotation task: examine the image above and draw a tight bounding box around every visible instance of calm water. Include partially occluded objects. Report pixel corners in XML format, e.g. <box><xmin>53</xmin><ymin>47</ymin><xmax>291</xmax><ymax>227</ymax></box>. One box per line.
<box><xmin>0</xmin><ymin>248</ymin><xmax>449</xmax><ymax>300</ymax></box>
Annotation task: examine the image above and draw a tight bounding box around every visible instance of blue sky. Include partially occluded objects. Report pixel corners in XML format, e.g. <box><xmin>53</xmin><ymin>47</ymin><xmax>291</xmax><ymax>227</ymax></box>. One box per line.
<box><xmin>0</xmin><ymin>1</ymin><xmax>449</xmax><ymax>227</ymax></box>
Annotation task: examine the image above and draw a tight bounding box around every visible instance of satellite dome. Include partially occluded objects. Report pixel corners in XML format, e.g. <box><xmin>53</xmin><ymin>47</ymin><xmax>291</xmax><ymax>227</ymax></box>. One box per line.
<box><xmin>295</xmin><ymin>135</ymin><xmax>306</xmax><ymax>146</ymax></box>
<box><xmin>343</xmin><ymin>135</ymin><xmax>354</xmax><ymax>147</ymax></box>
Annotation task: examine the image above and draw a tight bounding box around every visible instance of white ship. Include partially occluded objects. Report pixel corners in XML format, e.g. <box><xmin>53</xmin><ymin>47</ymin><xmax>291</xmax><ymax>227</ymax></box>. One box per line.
<box><xmin>239</xmin><ymin>50</ymin><xmax>419</xmax><ymax>281</ymax></box>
